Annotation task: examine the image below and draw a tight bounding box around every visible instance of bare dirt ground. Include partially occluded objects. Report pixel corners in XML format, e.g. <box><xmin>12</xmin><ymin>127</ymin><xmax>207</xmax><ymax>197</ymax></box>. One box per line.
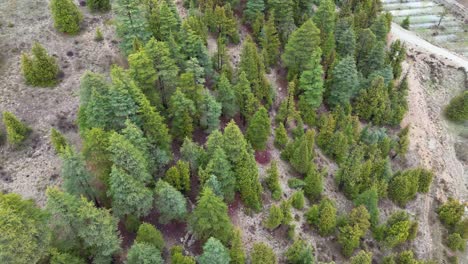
<box><xmin>0</xmin><ymin>0</ymin><xmax>121</xmax><ymax>205</ymax></box>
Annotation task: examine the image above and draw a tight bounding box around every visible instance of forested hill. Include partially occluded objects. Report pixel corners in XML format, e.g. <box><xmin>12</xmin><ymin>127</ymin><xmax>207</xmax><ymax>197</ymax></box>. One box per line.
<box><xmin>0</xmin><ymin>0</ymin><xmax>467</xmax><ymax>263</ymax></box>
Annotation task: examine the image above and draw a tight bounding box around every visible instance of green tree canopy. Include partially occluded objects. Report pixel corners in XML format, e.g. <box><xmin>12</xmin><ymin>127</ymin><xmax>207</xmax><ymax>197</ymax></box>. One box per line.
<box><xmin>21</xmin><ymin>42</ymin><xmax>59</xmax><ymax>87</ymax></box>
<box><xmin>50</xmin><ymin>0</ymin><xmax>83</xmax><ymax>34</ymax></box>
<box><xmin>246</xmin><ymin>106</ymin><xmax>271</xmax><ymax>150</ymax></box>
<box><xmin>198</xmin><ymin>237</ymin><xmax>231</xmax><ymax>264</ymax></box>
<box><xmin>154</xmin><ymin>180</ymin><xmax>188</xmax><ymax>224</ymax></box>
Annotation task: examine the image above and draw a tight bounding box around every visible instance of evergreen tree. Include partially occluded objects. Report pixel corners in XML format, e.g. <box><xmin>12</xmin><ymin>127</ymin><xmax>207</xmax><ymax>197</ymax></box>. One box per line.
<box><xmin>222</xmin><ymin>120</ymin><xmax>249</xmax><ymax>165</ymax></box>
<box><xmin>0</xmin><ymin>193</ymin><xmax>50</xmax><ymax>264</ymax></box>
<box><xmin>158</xmin><ymin>1</ymin><xmax>180</xmax><ymax>40</ymax></box>
<box><xmin>246</xmin><ymin>106</ymin><xmax>271</xmax><ymax>151</ymax></box>
<box><xmin>206</xmin><ymin>130</ymin><xmax>226</xmax><ymax>160</ymax></box>
<box><xmin>251</xmin><ymin>243</ymin><xmax>277</xmax><ymax>264</ymax></box>
<box><xmin>438</xmin><ymin>197</ymin><xmax>464</xmax><ymax>227</ymax></box>
<box><xmin>200</xmin><ymin>91</ymin><xmax>222</xmax><ymax>133</ymax></box>
<box><xmin>379</xmin><ymin>211</ymin><xmax>416</xmax><ymax>248</ymax></box>
<box><xmin>46</xmin><ymin>188</ymin><xmax>121</xmax><ymax>263</ymax></box>
<box><xmin>285</xmin><ymin>239</ymin><xmax>314</xmax><ymax>264</ymax></box>
<box><xmin>60</xmin><ymin>146</ymin><xmax>96</xmax><ymax>202</ymax></box>
<box><xmin>282</xmin><ymin>19</ymin><xmax>321</xmax><ymax>79</ymax></box>
<box><xmin>269</xmin><ymin>0</ymin><xmax>296</xmax><ymax>42</ymax></box>
<box><xmin>198</xmin><ymin>237</ymin><xmax>231</xmax><ymax>264</ymax></box>
<box><xmin>2</xmin><ymin>112</ymin><xmax>30</xmax><ymax>145</ymax></box>
<box><xmin>81</xmin><ymin>128</ymin><xmax>112</xmax><ymax>184</ymax></box>
<box><xmin>200</xmin><ymin>147</ymin><xmax>236</xmax><ymax>201</ymax></box>
<box><xmin>244</xmin><ymin>0</ymin><xmax>265</xmax><ymax>24</ymax></box>
<box><xmin>128</xmin><ymin>49</ymin><xmax>157</xmax><ymax>93</ymax></box>
<box><xmin>171</xmin><ymin>246</ymin><xmax>196</xmax><ymax>264</ymax></box>
<box><xmin>236</xmin><ymin>149</ymin><xmax>263</xmax><ymax>211</ymax></box>
<box><xmin>274</xmin><ymin>123</ymin><xmax>288</xmax><ymax>149</ymax></box>
<box><xmin>387</xmin><ymin>40</ymin><xmax>406</xmax><ymax>79</ymax></box>
<box><xmin>266</xmin><ymin>160</ymin><xmax>282</xmax><ymax>200</ymax></box>
<box><xmin>298</xmin><ymin>49</ymin><xmax>324</xmax><ymax>111</ymax></box>
<box><xmin>114</xmin><ymin>0</ymin><xmax>151</xmax><ymax>54</ymax></box>
<box><xmin>306</xmin><ymin>198</ymin><xmax>337</xmax><ymax>236</ymax></box>
<box><xmin>290</xmin><ymin>130</ymin><xmax>315</xmax><ymax>174</ymax></box>
<box><xmin>447</xmin><ymin>233</ymin><xmax>465</xmax><ymax>251</ymax></box>
<box><xmin>291</xmin><ymin>191</ymin><xmax>305</xmax><ymax>209</ymax></box>
<box><xmin>165</xmin><ymin>160</ymin><xmax>191</xmax><ymax>193</ymax></box>
<box><xmin>401</xmin><ymin>16</ymin><xmax>410</xmax><ymax>29</ymax></box>
<box><xmin>445</xmin><ymin>91</ymin><xmax>468</xmax><ymax>122</ymax></box>
<box><xmin>217</xmin><ymin>73</ymin><xmax>238</xmax><ymax>118</ymax></box>
<box><xmin>189</xmin><ymin>187</ymin><xmax>233</xmax><ymax>243</ymax></box>
<box><xmin>355</xmin><ymin>77</ymin><xmax>391</xmax><ymax>125</ymax></box>
<box><xmin>362</xmin><ymin>41</ymin><xmax>386</xmax><ymax>77</ymax></box>
<box><xmin>371</xmin><ymin>14</ymin><xmax>390</xmax><ymax>41</ymax></box>
<box><xmin>50</xmin><ymin>0</ymin><xmax>83</xmax><ymax>34</ymax></box>
<box><xmin>21</xmin><ymin>43</ymin><xmax>59</xmax><ymax>87</ymax></box>
<box><xmin>49</xmin><ymin>250</ymin><xmax>85</xmax><ymax>264</ymax></box>
<box><xmin>169</xmin><ymin>89</ymin><xmax>196</xmax><ymax>140</ymax></box>
<box><xmin>388</xmin><ymin>169</ymin><xmax>420</xmax><ymax>207</ymax></box>
<box><xmin>235</xmin><ymin>72</ymin><xmax>259</xmax><ymax>121</ymax></box>
<box><xmin>313</xmin><ymin>0</ymin><xmax>336</xmax><ymax>61</ymax></box>
<box><xmin>181</xmin><ymin>137</ymin><xmax>206</xmax><ymax>172</ymax></box>
<box><xmin>356</xmin><ymin>29</ymin><xmax>377</xmax><ymax>73</ymax></box>
<box><xmin>303</xmin><ymin>166</ymin><xmax>323</xmax><ymax>201</ymax></box>
<box><xmin>264</xmin><ymin>204</ymin><xmax>284</xmax><ymax>230</ymax></box>
<box><xmin>51</xmin><ymin>128</ymin><xmax>68</xmax><ymax>154</ymax></box>
<box><xmin>350</xmin><ymin>251</ymin><xmax>372</xmax><ymax>264</ymax></box>
<box><xmin>136</xmin><ymin>223</ymin><xmax>165</xmax><ymax>251</ymax></box>
<box><xmin>335</xmin><ymin>17</ymin><xmax>356</xmax><ymax>58</ymax></box>
<box><xmin>154</xmin><ymin>180</ymin><xmax>188</xmax><ymax>224</ymax></box>
<box><xmin>389</xmin><ymin>77</ymin><xmax>409</xmax><ymax>125</ymax></box>
<box><xmin>354</xmin><ymin>188</ymin><xmax>379</xmax><ymax>227</ymax></box>
<box><xmin>87</xmin><ymin>0</ymin><xmax>111</xmax><ymax>12</ymax></box>
<box><xmin>327</xmin><ymin>56</ymin><xmax>359</xmax><ymax>107</ymax></box>
<box><xmin>230</xmin><ymin>228</ymin><xmax>246</xmax><ymax>264</ymax></box>
<box><xmin>260</xmin><ymin>14</ymin><xmax>281</xmax><ymax>68</ymax></box>
<box><xmin>126</xmin><ymin>243</ymin><xmax>163</xmax><ymax>264</ymax></box>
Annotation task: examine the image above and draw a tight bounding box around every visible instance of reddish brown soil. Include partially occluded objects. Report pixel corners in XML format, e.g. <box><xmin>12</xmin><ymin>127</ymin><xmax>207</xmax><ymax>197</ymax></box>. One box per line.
<box><xmin>255</xmin><ymin>149</ymin><xmax>271</xmax><ymax>164</ymax></box>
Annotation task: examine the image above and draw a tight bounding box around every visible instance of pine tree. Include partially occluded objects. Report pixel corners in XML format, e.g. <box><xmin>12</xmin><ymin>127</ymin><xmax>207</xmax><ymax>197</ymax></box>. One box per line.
<box><xmin>201</xmin><ymin>147</ymin><xmax>236</xmax><ymax>201</ymax></box>
<box><xmin>50</xmin><ymin>128</ymin><xmax>68</xmax><ymax>154</ymax></box>
<box><xmin>354</xmin><ymin>188</ymin><xmax>379</xmax><ymax>227</ymax></box>
<box><xmin>206</xmin><ymin>130</ymin><xmax>226</xmax><ymax>160</ymax></box>
<box><xmin>2</xmin><ymin>112</ymin><xmax>30</xmax><ymax>145</ymax></box>
<box><xmin>282</xmin><ymin>19</ymin><xmax>321</xmax><ymax>79</ymax></box>
<box><xmin>126</xmin><ymin>243</ymin><xmax>163</xmax><ymax>264</ymax></box>
<box><xmin>251</xmin><ymin>243</ymin><xmax>277</xmax><ymax>264</ymax></box>
<box><xmin>200</xmin><ymin>91</ymin><xmax>222</xmax><ymax>133</ymax></box>
<box><xmin>260</xmin><ymin>14</ymin><xmax>280</xmax><ymax>68</ymax></box>
<box><xmin>60</xmin><ymin>146</ymin><xmax>96</xmax><ymax>202</ymax></box>
<box><xmin>171</xmin><ymin>246</ymin><xmax>196</xmax><ymax>264</ymax></box>
<box><xmin>128</xmin><ymin>49</ymin><xmax>157</xmax><ymax>93</ymax></box>
<box><xmin>395</xmin><ymin>125</ymin><xmax>410</xmax><ymax>158</ymax></box>
<box><xmin>181</xmin><ymin>137</ymin><xmax>206</xmax><ymax>172</ymax></box>
<box><xmin>371</xmin><ymin>14</ymin><xmax>390</xmax><ymax>42</ymax></box>
<box><xmin>274</xmin><ymin>123</ymin><xmax>288</xmax><ymax>149</ymax></box>
<box><xmin>216</xmin><ymin>73</ymin><xmax>238</xmax><ymax>118</ymax></box>
<box><xmin>165</xmin><ymin>161</ymin><xmax>191</xmax><ymax>193</ymax></box>
<box><xmin>266</xmin><ymin>160</ymin><xmax>282</xmax><ymax>200</ymax></box>
<box><xmin>198</xmin><ymin>237</ymin><xmax>231</xmax><ymax>264</ymax></box>
<box><xmin>50</xmin><ymin>0</ymin><xmax>83</xmax><ymax>34</ymax></box>
<box><xmin>81</xmin><ymin>128</ymin><xmax>112</xmax><ymax>184</ymax></box>
<box><xmin>246</xmin><ymin>106</ymin><xmax>271</xmax><ymax>150</ymax></box>
<box><xmin>387</xmin><ymin>40</ymin><xmax>406</xmax><ymax>79</ymax></box>
<box><xmin>356</xmin><ymin>29</ymin><xmax>377</xmax><ymax>73</ymax></box>
<box><xmin>335</xmin><ymin>17</ymin><xmax>356</xmax><ymax>58</ymax></box>
<box><xmin>230</xmin><ymin>229</ymin><xmax>246</xmax><ymax>264</ymax></box>
<box><xmin>189</xmin><ymin>187</ymin><xmax>233</xmax><ymax>243</ymax></box>
<box><xmin>445</xmin><ymin>91</ymin><xmax>468</xmax><ymax>122</ymax></box>
<box><xmin>49</xmin><ymin>250</ymin><xmax>85</xmax><ymax>264</ymax></box>
<box><xmin>114</xmin><ymin>0</ymin><xmax>151</xmax><ymax>54</ymax></box>
<box><xmin>236</xmin><ymin>149</ymin><xmax>263</xmax><ymax>211</ymax></box>
<box><xmin>362</xmin><ymin>41</ymin><xmax>386</xmax><ymax>77</ymax></box>
<box><xmin>264</xmin><ymin>204</ymin><xmax>284</xmax><ymax>230</ymax></box>
<box><xmin>87</xmin><ymin>0</ymin><xmax>111</xmax><ymax>12</ymax></box>
<box><xmin>290</xmin><ymin>130</ymin><xmax>315</xmax><ymax>174</ymax></box>
<box><xmin>136</xmin><ymin>223</ymin><xmax>165</xmax><ymax>251</ymax></box>
<box><xmin>0</xmin><ymin>193</ymin><xmax>51</xmax><ymax>264</ymax></box>
<box><xmin>350</xmin><ymin>251</ymin><xmax>372</xmax><ymax>264</ymax></box>
<box><xmin>222</xmin><ymin>120</ymin><xmax>249</xmax><ymax>165</ymax></box>
<box><xmin>169</xmin><ymin>89</ymin><xmax>196</xmax><ymax>140</ymax></box>
<box><xmin>354</xmin><ymin>76</ymin><xmax>391</xmax><ymax>125</ymax></box>
<box><xmin>313</xmin><ymin>0</ymin><xmax>336</xmax><ymax>61</ymax></box>
<box><xmin>235</xmin><ymin>72</ymin><xmax>259</xmax><ymax>121</ymax></box>
<box><xmin>327</xmin><ymin>56</ymin><xmax>359</xmax><ymax>107</ymax></box>
<box><xmin>244</xmin><ymin>0</ymin><xmax>265</xmax><ymax>23</ymax></box>
<box><xmin>285</xmin><ymin>239</ymin><xmax>314</xmax><ymax>264</ymax></box>
<box><xmin>159</xmin><ymin>1</ymin><xmax>180</xmax><ymax>40</ymax></box>
<box><xmin>298</xmin><ymin>49</ymin><xmax>324</xmax><ymax>111</ymax></box>
<box><xmin>269</xmin><ymin>0</ymin><xmax>296</xmax><ymax>42</ymax></box>
<box><xmin>154</xmin><ymin>180</ymin><xmax>188</xmax><ymax>224</ymax></box>
<box><xmin>46</xmin><ymin>188</ymin><xmax>121</xmax><ymax>263</ymax></box>
<box><xmin>389</xmin><ymin>77</ymin><xmax>409</xmax><ymax>125</ymax></box>
<box><xmin>21</xmin><ymin>43</ymin><xmax>59</xmax><ymax>87</ymax></box>
<box><xmin>304</xmin><ymin>166</ymin><xmax>323</xmax><ymax>201</ymax></box>
<box><xmin>291</xmin><ymin>190</ymin><xmax>305</xmax><ymax>209</ymax></box>
<box><xmin>437</xmin><ymin>197</ymin><xmax>464</xmax><ymax>227</ymax></box>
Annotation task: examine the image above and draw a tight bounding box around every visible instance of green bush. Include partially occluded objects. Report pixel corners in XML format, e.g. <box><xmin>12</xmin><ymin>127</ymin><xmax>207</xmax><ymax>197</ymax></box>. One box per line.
<box><xmin>290</xmin><ymin>191</ymin><xmax>305</xmax><ymax>210</ymax></box>
<box><xmin>21</xmin><ymin>43</ymin><xmax>59</xmax><ymax>87</ymax></box>
<box><xmin>2</xmin><ymin>112</ymin><xmax>30</xmax><ymax>145</ymax></box>
<box><xmin>288</xmin><ymin>178</ymin><xmax>306</xmax><ymax>189</ymax></box>
<box><xmin>285</xmin><ymin>239</ymin><xmax>314</xmax><ymax>264</ymax></box>
<box><xmin>438</xmin><ymin>198</ymin><xmax>464</xmax><ymax>227</ymax></box>
<box><xmin>87</xmin><ymin>0</ymin><xmax>111</xmax><ymax>12</ymax></box>
<box><xmin>94</xmin><ymin>28</ymin><xmax>104</xmax><ymax>42</ymax></box>
<box><xmin>251</xmin><ymin>243</ymin><xmax>277</xmax><ymax>264</ymax></box>
<box><xmin>50</xmin><ymin>0</ymin><xmax>83</xmax><ymax>34</ymax></box>
<box><xmin>136</xmin><ymin>223</ymin><xmax>165</xmax><ymax>251</ymax></box>
<box><xmin>445</xmin><ymin>91</ymin><xmax>468</xmax><ymax>122</ymax></box>
<box><xmin>264</xmin><ymin>204</ymin><xmax>284</xmax><ymax>230</ymax></box>
<box><xmin>306</xmin><ymin>198</ymin><xmax>337</xmax><ymax>236</ymax></box>
<box><xmin>401</xmin><ymin>16</ymin><xmax>410</xmax><ymax>29</ymax></box>
<box><xmin>51</xmin><ymin>128</ymin><xmax>68</xmax><ymax>154</ymax></box>
<box><xmin>447</xmin><ymin>233</ymin><xmax>466</xmax><ymax>251</ymax></box>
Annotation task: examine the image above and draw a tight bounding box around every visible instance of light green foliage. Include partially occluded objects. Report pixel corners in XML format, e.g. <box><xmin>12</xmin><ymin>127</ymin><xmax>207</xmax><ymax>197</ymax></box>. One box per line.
<box><xmin>354</xmin><ymin>188</ymin><xmax>379</xmax><ymax>227</ymax></box>
<box><xmin>235</xmin><ymin>72</ymin><xmax>259</xmax><ymax>121</ymax></box>
<box><xmin>288</xmin><ymin>178</ymin><xmax>305</xmax><ymax>189</ymax></box>
<box><xmin>114</xmin><ymin>0</ymin><xmax>151</xmax><ymax>54</ymax></box>
<box><xmin>198</xmin><ymin>237</ymin><xmax>231</xmax><ymax>264</ymax></box>
<box><xmin>49</xmin><ymin>249</ymin><xmax>85</xmax><ymax>264</ymax></box>
<box><xmin>50</xmin><ymin>0</ymin><xmax>83</xmax><ymax>34</ymax></box>
<box><xmin>378</xmin><ymin>211</ymin><xmax>416</xmax><ymax>248</ymax></box>
<box><xmin>388</xmin><ymin>169</ymin><xmax>424</xmax><ymax>206</ymax></box>
<box><xmin>395</xmin><ymin>124</ymin><xmax>410</xmax><ymax>158</ymax></box>
<box><xmin>247</xmin><ymin>106</ymin><xmax>271</xmax><ymax>150</ymax></box>
<box><xmin>60</xmin><ymin>146</ymin><xmax>96</xmax><ymax>201</ymax></box>
<box><xmin>281</xmin><ymin>200</ymin><xmax>293</xmax><ymax>225</ymax></box>
<box><xmin>169</xmin><ymin>89</ymin><xmax>196</xmax><ymax>139</ymax></box>
<box><xmin>171</xmin><ymin>246</ymin><xmax>196</xmax><ymax>264</ymax></box>
<box><xmin>77</xmin><ymin>71</ymin><xmax>110</xmax><ymax>131</ymax></box>
<box><xmin>189</xmin><ymin>187</ymin><xmax>233</xmax><ymax>243</ymax></box>
<box><xmin>354</xmin><ymin>77</ymin><xmax>391</xmax><ymax>125</ymax></box>
<box><xmin>206</xmin><ymin>4</ymin><xmax>239</xmax><ymax>43</ymax></box>
<box><xmin>266</xmin><ymin>160</ymin><xmax>282</xmax><ymax>200</ymax></box>
<box><xmin>21</xmin><ymin>43</ymin><xmax>59</xmax><ymax>87</ymax></box>
<box><xmin>303</xmin><ymin>166</ymin><xmax>323</xmax><ymax>201</ymax></box>
<box><xmin>200</xmin><ymin>147</ymin><xmax>236</xmax><ymax>201</ymax></box>
<box><xmin>0</xmin><ymin>193</ymin><xmax>50</xmax><ymax>264</ymax></box>
<box><xmin>447</xmin><ymin>233</ymin><xmax>466</xmax><ymax>251</ymax></box>
<box><xmin>88</xmin><ymin>0</ymin><xmax>111</xmax><ymax>12</ymax></box>
<box><xmin>165</xmin><ymin>160</ymin><xmax>191</xmax><ymax>193</ymax></box>
<box><xmin>274</xmin><ymin>123</ymin><xmax>288</xmax><ymax>150</ymax></box>
<box><xmin>290</xmin><ymin>191</ymin><xmax>305</xmax><ymax>210</ymax></box>
<box><xmin>445</xmin><ymin>91</ymin><xmax>468</xmax><ymax>122</ymax></box>
<box><xmin>306</xmin><ymin>198</ymin><xmax>337</xmax><ymax>236</ymax></box>
<box><xmin>260</xmin><ymin>14</ymin><xmax>280</xmax><ymax>68</ymax></box>
<box><xmin>264</xmin><ymin>204</ymin><xmax>284</xmax><ymax>230</ymax></box>
<box><xmin>327</xmin><ymin>56</ymin><xmax>359</xmax><ymax>107</ymax></box>
<box><xmin>282</xmin><ymin>19</ymin><xmax>321</xmax><ymax>79</ymax></box>
<box><xmin>217</xmin><ymin>73</ymin><xmax>238</xmax><ymax>118</ymax></box>
<box><xmin>388</xmin><ymin>78</ymin><xmax>409</xmax><ymax>125</ymax></box>
<box><xmin>230</xmin><ymin>229</ymin><xmax>246</xmax><ymax>264</ymax></box>
<box><xmin>455</xmin><ymin>218</ymin><xmax>468</xmax><ymax>239</ymax></box>
<box><xmin>46</xmin><ymin>188</ymin><xmax>120</xmax><ymax>263</ymax></box>
<box><xmin>128</xmin><ymin>49</ymin><xmax>157</xmax><ymax>93</ymax></box>
<box><xmin>251</xmin><ymin>243</ymin><xmax>277</xmax><ymax>264</ymax></box>
<box><xmin>82</xmin><ymin>128</ymin><xmax>112</xmax><ymax>183</ymax></box>
<box><xmin>154</xmin><ymin>180</ymin><xmax>188</xmax><ymax>224</ymax></box>
<box><xmin>222</xmin><ymin>121</ymin><xmax>248</xmax><ymax>165</ymax></box>
<box><xmin>289</xmin><ymin>130</ymin><xmax>315</xmax><ymax>174</ymax></box>
<box><xmin>2</xmin><ymin>111</ymin><xmax>30</xmax><ymax>145</ymax></box>
<box><xmin>338</xmin><ymin>206</ymin><xmax>370</xmax><ymax>256</ymax></box>
<box><xmin>350</xmin><ymin>251</ymin><xmax>372</xmax><ymax>264</ymax></box>
<box><xmin>387</xmin><ymin>40</ymin><xmax>406</xmax><ymax>79</ymax></box>
<box><xmin>417</xmin><ymin>168</ymin><xmax>433</xmax><ymax>193</ymax></box>
<box><xmin>298</xmin><ymin>49</ymin><xmax>324</xmax><ymax>114</ymax></box>
<box><xmin>438</xmin><ymin>198</ymin><xmax>464</xmax><ymax>227</ymax></box>
<box><xmin>276</xmin><ymin>81</ymin><xmax>299</xmax><ymax>126</ymax></box>
<box><xmin>200</xmin><ymin>90</ymin><xmax>222</xmax><ymax>133</ymax></box>
<box><xmin>51</xmin><ymin>128</ymin><xmax>68</xmax><ymax>154</ymax></box>
<box><xmin>181</xmin><ymin>137</ymin><xmax>206</xmax><ymax>172</ymax></box>
<box><xmin>235</xmin><ymin>149</ymin><xmax>263</xmax><ymax>211</ymax></box>
<box><xmin>126</xmin><ymin>242</ymin><xmax>163</xmax><ymax>264</ymax></box>
<box><xmin>136</xmin><ymin>223</ymin><xmax>165</xmax><ymax>251</ymax></box>
<box><xmin>284</xmin><ymin>239</ymin><xmax>314</xmax><ymax>264</ymax></box>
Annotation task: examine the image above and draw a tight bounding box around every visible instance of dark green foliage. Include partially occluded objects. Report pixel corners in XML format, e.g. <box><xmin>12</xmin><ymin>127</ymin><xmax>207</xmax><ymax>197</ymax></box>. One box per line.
<box><xmin>306</xmin><ymin>198</ymin><xmax>337</xmax><ymax>236</ymax></box>
<box><xmin>181</xmin><ymin>137</ymin><xmax>206</xmax><ymax>172</ymax></box>
<box><xmin>136</xmin><ymin>223</ymin><xmax>165</xmax><ymax>251</ymax></box>
<box><xmin>266</xmin><ymin>160</ymin><xmax>282</xmax><ymax>200</ymax></box>
<box><xmin>235</xmin><ymin>149</ymin><xmax>263</xmax><ymax>211</ymax></box>
<box><xmin>313</xmin><ymin>0</ymin><xmax>336</xmax><ymax>61</ymax></box>
<box><xmin>418</xmin><ymin>169</ymin><xmax>433</xmax><ymax>193</ymax></box>
<box><xmin>46</xmin><ymin>188</ymin><xmax>121</xmax><ymax>263</ymax></box>
<box><xmin>206</xmin><ymin>4</ymin><xmax>239</xmax><ymax>43</ymax></box>
<box><xmin>354</xmin><ymin>188</ymin><xmax>380</xmax><ymax>227</ymax></box>
<box><xmin>114</xmin><ymin>0</ymin><xmax>151</xmax><ymax>54</ymax></box>
<box><xmin>170</xmin><ymin>89</ymin><xmax>196</xmax><ymax>139</ymax></box>
<box><xmin>438</xmin><ymin>198</ymin><xmax>464</xmax><ymax>227</ymax></box>
<box><xmin>247</xmin><ymin>106</ymin><xmax>271</xmax><ymax>150</ymax></box>
<box><xmin>356</xmin><ymin>29</ymin><xmax>377</xmax><ymax>74</ymax></box>
<box><xmin>189</xmin><ymin>187</ymin><xmax>233</xmax><ymax>243</ymax></box>
<box><xmin>377</xmin><ymin>211</ymin><xmax>416</xmax><ymax>248</ymax></box>
<box><xmin>244</xmin><ymin>0</ymin><xmax>265</xmax><ymax>23</ymax></box>
<box><xmin>355</xmin><ymin>77</ymin><xmax>391</xmax><ymax>125</ymax></box>
<box><xmin>165</xmin><ymin>160</ymin><xmax>191</xmax><ymax>193</ymax></box>
<box><xmin>51</xmin><ymin>128</ymin><xmax>68</xmax><ymax>154</ymax></box>
<box><xmin>283</xmin><ymin>19</ymin><xmax>321</xmax><ymax>79</ymax></box>
<box><xmin>50</xmin><ymin>0</ymin><xmax>83</xmax><ymax>34</ymax></box>
<box><xmin>327</xmin><ymin>56</ymin><xmax>359</xmax><ymax>107</ymax></box>
<box><xmin>126</xmin><ymin>243</ymin><xmax>163</xmax><ymax>264</ymax></box>
<box><xmin>2</xmin><ymin>112</ymin><xmax>30</xmax><ymax>145</ymax></box>
<box><xmin>388</xmin><ymin>168</ymin><xmax>432</xmax><ymax>207</ymax></box>
<box><xmin>200</xmin><ymin>147</ymin><xmax>236</xmax><ymax>201</ymax></box>
<box><xmin>21</xmin><ymin>43</ymin><xmax>59</xmax><ymax>87</ymax></box>
<box><xmin>60</xmin><ymin>146</ymin><xmax>96</xmax><ymax>202</ymax></box>
<box><xmin>445</xmin><ymin>91</ymin><xmax>468</xmax><ymax>122</ymax></box>
<box><xmin>303</xmin><ymin>166</ymin><xmax>323</xmax><ymax>201</ymax></box>
<box><xmin>298</xmin><ymin>49</ymin><xmax>324</xmax><ymax>112</ymax></box>
<box><xmin>230</xmin><ymin>229</ymin><xmax>246</xmax><ymax>264</ymax></box>
<box><xmin>198</xmin><ymin>237</ymin><xmax>231</xmax><ymax>264</ymax></box>
<box><xmin>401</xmin><ymin>16</ymin><xmax>410</xmax><ymax>29</ymax></box>
<box><xmin>289</xmin><ymin>130</ymin><xmax>315</xmax><ymax>174</ymax></box>
<box><xmin>350</xmin><ymin>251</ymin><xmax>372</xmax><ymax>264</ymax></box>
<box><xmin>171</xmin><ymin>246</ymin><xmax>196</xmax><ymax>264</ymax></box>
<box><xmin>81</xmin><ymin>128</ymin><xmax>112</xmax><ymax>184</ymax></box>
<box><xmin>269</xmin><ymin>0</ymin><xmax>296</xmax><ymax>42</ymax></box>
<box><xmin>387</xmin><ymin>40</ymin><xmax>406</xmax><ymax>79</ymax></box>
<box><xmin>264</xmin><ymin>204</ymin><xmax>284</xmax><ymax>230</ymax></box>
<box><xmin>154</xmin><ymin>180</ymin><xmax>188</xmax><ymax>224</ymax></box>
<box><xmin>455</xmin><ymin>218</ymin><xmax>468</xmax><ymax>239</ymax></box>
<box><xmin>447</xmin><ymin>233</ymin><xmax>466</xmax><ymax>251</ymax></box>
<box><xmin>251</xmin><ymin>243</ymin><xmax>277</xmax><ymax>264</ymax></box>
<box><xmin>395</xmin><ymin>124</ymin><xmax>410</xmax><ymax>158</ymax></box>
<box><xmin>338</xmin><ymin>206</ymin><xmax>370</xmax><ymax>256</ymax></box>
<box><xmin>128</xmin><ymin>49</ymin><xmax>157</xmax><ymax>93</ymax></box>
<box><xmin>0</xmin><ymin>193</ymin><xmax>50</xmax><ymax>264</ymax></box>
<box><xmin>389</xmin><ymin>78</ymin><xmax>409</xmax><ymax>125</ymax></box>
<box><xmin>88</xmin><ymin>0</ymin><xmax>111</xmax><ymax>12</ymax></box>
<box><xmin>216</xmin><ymin>74</ymin><xmax>238</xmax><ymax>118</ymax></box>
<box><xmin>274</xmin><ymin>123</ymin><xmax>288</xmax><ymax>149</ymax></box>
<box><xmin>284</xmin><ymin>239</ymin><xmax>314</xmax><ymax>264</ymax></box>
<box><xmin>260</xmin><ymin>14</ymin><xmax>281</xmax><ymax>68</ymax></box>
<box><xmin>335</xmin><ymin>17</ymin><xmax>356</xmax><ymax>57</ymax></box>
<box><xmin>371</xmin><ymin>14</ymin><xmax>390</xmax><ymax>41</ymax></box>
<box><xmin>290</xmin><ymin>191</ymin><xmax>305</xmax><ymax>209</ymax></box>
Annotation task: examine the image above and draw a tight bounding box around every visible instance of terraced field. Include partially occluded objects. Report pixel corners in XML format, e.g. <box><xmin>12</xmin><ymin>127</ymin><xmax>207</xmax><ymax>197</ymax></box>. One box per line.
<box><xmin>383</xmin><ymin>0</ymin><xmax>468</xmax><ymax>58</ymax></box>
